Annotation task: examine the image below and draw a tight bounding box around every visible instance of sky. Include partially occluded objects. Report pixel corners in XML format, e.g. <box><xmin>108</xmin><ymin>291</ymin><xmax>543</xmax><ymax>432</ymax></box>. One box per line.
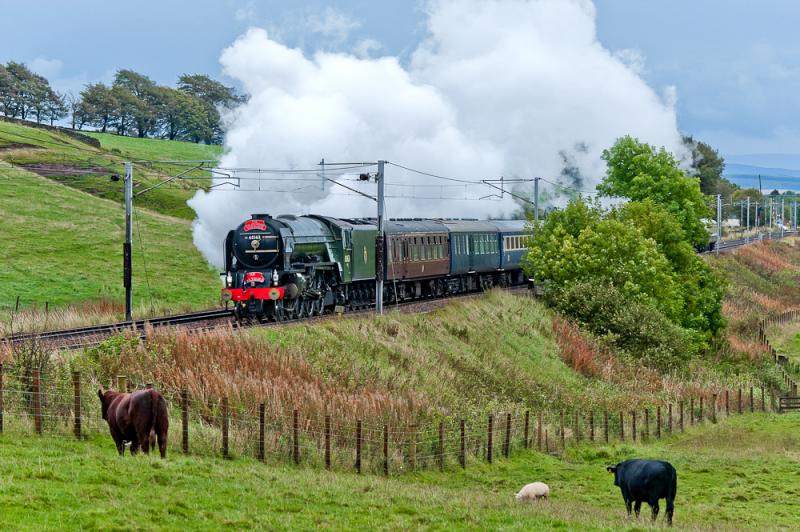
<box><xmin>2</xmin><ymin>0</ymin><xmax>800</xmax><ymax>160</ymax></box>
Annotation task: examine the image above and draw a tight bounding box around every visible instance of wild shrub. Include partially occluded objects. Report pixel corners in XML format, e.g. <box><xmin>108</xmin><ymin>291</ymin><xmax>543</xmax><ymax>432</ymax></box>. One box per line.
<box><xmin>548</xmin><ymin>281</ymin><xmax>694</xmax><ymax>371</ymax></box>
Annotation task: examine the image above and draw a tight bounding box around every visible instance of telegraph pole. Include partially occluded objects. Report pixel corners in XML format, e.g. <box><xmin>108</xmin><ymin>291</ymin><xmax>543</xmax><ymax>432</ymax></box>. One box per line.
<box><xmin>716</xmin><ymin>194</ymin><xmax>722</xmax><ymax>256</ymax></box>
<box><xmin>319</xmin><ymin>158</ymin><xmax>325</xmax><ymax>191</ymax></box>
<box><xmin>781</xmin><ymin>195</ymin><xmax>785</xmax><ymax>237</ymax></box>
<box><xmin>534</xmin><ymin>177</ymin><xmax>540</xmax><ymax>224</ymax></box>
<box><xmin>123</xmin><ymin>161</ymin><xmax>133</xmax><ymax>322</ymax></box>
<box><xmin>375</xmin><ymin>160</ymin><xmax>385</xmax><ymax>315</ymax></box>
<box><xmin>746</xmin><ymin>196</ymin><xmax>750</xmax><ymax>243</ymax></box>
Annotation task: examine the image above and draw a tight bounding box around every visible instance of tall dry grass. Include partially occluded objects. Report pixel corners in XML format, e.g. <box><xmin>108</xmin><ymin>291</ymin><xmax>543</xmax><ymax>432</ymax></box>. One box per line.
<box><xmin>90</xmin><ymin>326</ymin><xmax>429</xmax><ymax>427</ymax></box>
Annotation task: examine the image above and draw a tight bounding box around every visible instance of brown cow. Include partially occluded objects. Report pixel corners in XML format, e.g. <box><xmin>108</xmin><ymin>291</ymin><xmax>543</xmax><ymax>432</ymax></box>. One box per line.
<box><xmin>98</xmin><ymin>387</ymin><xmax>169</xmax><ymax>458</ymax></box>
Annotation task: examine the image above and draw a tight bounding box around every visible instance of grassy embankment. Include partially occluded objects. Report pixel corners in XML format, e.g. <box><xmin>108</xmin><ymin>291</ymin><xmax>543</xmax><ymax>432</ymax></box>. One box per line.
<box><xmin>0</xmin><ymin>121</ymin><xmax>221</xmax><ymax>220</ymax></box>
<box><xmin>0</xmin><ymin>413</ymin><xmax>798</xmax><ymax>530</ymax></box>
<box><xmin>0</xmin><ymin>121</ymin><xmax>222</xmax><ymax>323</ymax></box>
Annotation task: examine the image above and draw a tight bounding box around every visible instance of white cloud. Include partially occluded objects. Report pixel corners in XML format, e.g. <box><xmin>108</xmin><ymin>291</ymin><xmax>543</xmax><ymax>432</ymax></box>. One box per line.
<box><xmin>189</xmin><ymin>0</ymin><xmax>684</xmax><ymax>267</ymax></box>
<box><xmin>352</xmin><ymin>38</ymin><xmax>383</xmax><ymax>58</ymax></box>
<box><xmin>613</xmin><ymin>48</ymin><xmax>645</xmax><ymax>76</ymax></box>
<box><xmin>234</xmin><ymin>0</ymin><xmax>257</xmax><ymax>23</ymax></box>
<box><xmin>307</xmin><ymin>7</ymin><xmax>361</xmax><ymax>43</ymax></box>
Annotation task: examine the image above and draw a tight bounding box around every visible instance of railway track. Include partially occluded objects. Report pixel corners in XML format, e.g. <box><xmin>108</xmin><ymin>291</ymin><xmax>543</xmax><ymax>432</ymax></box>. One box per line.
<box><xmin>3</xmin><ymin>229</ymin><xmax>792</xmax><ymax>351</ymax></box>
<box><xmin>1</xmin><ymin>287</ymin><xmax>529</xmax><ymax>351</ymax></box>
<box><xmin>701</xmin><ymin>230</ymin><xmax>796</xmax><ymax>255</ymax></box>
<box><xmin>1</xmin><ymin>308</ymin><xmax>233</xmax><ymax>351</ymax></box>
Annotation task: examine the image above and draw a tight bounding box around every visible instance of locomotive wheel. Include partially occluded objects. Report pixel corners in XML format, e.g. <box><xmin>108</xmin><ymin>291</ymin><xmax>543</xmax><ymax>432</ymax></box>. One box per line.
<box><xmin>311</xmin><ymin>299</ymin><xmax>324</xmax><ymax>316</ymax></box>
<box><xmin>297</xmin><ymin>299</ymin><xmax>312</xmax><ymax>318</ymax></box>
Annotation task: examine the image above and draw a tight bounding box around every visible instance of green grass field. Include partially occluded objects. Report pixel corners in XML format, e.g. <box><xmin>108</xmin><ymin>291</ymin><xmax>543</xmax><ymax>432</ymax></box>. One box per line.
<box><xmin>0</xmin><ymin>121</ymin><xmax>220</xmax><ymax>219</ymax></box>
<box><xmin>0</xmin><ymin>413</ymin><xmax>797</xmax><ymax>530</ymax></box>
<box><xmin>0</xmin><ymin>120</ymin><xmax>224</xmax><ymax>318</ymax></box>
<box><xmin>0</xmin><ymin>164</ymin><xmax>220</xmax><ymax>318</ymax></box>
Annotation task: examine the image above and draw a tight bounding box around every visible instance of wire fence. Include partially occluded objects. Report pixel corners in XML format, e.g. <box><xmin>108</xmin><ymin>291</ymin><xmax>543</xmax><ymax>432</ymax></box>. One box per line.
<box><xmin>0</xmin><ymin>363</ymin><xmax>784</xmax><ymax>475</ymax></box>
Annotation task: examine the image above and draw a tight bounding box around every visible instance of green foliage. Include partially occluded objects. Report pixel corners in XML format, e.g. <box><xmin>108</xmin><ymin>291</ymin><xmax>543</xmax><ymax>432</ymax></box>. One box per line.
<box><xmin>523</xmin><ymin>198</ymin><xmax>681</xmax><ymax>320</ymax></box>
<box><xmin>548</xmin><ymin>282</ymin><xmax>693</xmax><ymax>370</ymax></box>
<box><xmin>684</xmin><ymin>135</ymin><xmax>737</xmax><ymax>196</ymax></box>
<box><xmin>599</xmin><ymin>135</ymin><xmax>710</xmax><ymax>247</ymax></box>
<box><xmin>524</xmin><ymin>195</ymin><xmax>726</xmax><ymax>363</ymax></box>
<box><xmin>614</xmin><ymin>200</ymin><xmax>727</xmax><ymax>342</ymax></box>
<box><xmin>0</xmin><ymin>61</ymin><xmax>65</xmax><ymax>125</ymax></box>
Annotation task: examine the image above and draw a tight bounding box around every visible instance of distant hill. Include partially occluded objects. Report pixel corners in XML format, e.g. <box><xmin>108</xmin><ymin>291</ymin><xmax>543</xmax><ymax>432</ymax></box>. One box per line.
<box><xmin>723</xmin><ymin>160</ymin><xmax>800</xmax><ymax>191</ymax></box>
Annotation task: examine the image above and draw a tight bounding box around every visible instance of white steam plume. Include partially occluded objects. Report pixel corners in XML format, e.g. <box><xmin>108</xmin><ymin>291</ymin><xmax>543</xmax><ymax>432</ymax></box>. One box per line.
<box><xmin>189</xmin><ymin>0</ymin><xmax>683</xmax><ymax>267</ymax></box>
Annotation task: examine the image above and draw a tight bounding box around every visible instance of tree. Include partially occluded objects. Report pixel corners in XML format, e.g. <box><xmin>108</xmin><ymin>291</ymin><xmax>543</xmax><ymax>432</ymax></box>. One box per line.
<box><xmin>599</xmin><ymin>136</ymin><xmax>711</xmax><ymax>247</ymax></box>
<box><xmin>613</xmin><ymin>200</ymin><xmax>725</xmax><ymax>342</ymax></box>
<box><xmin>154</xmin><ymin>86</ymin><xmax>208</xmax><ymax>141</ymax></box>
<box><xmin>79</xmin><ymin>83</ymin><xmax>117</xmax><ymax>133</ymax></box>
<box><xmin>44</xmin><ymin>91</ymin><xmax>67</xmax><ymax>126</ymax></box>
<box><xmin>3</xmin><ymin>62</ymin><xmax>38</xmax><ymax>119</ymax></box>
<box><xmin>0</xmin><ymin>64</ymin><xmax>14</xmax><ymax>116</ymax></box>
<box><xmin>113</xmin><ymin>69</ymin><xmax>159</xmax><ymax>137</ymax></box>
<box><xmin>110</xmin><ymin>85</ymin><xmax>138</xmax><ymax>136</ymax></box>
<box><xmin>522</xmin><ymin>197</ymin><xmax>682</xmax><ymax>320</ymax></box>
<box><xmin>683</xmin><ymin>136</ymin><xmax>737</xmax><ymax>197</ymax></box>
<box><xmin>178</xmin><ymin>74</ymin><xmax>243</xmax><ymax>143</ymax></box>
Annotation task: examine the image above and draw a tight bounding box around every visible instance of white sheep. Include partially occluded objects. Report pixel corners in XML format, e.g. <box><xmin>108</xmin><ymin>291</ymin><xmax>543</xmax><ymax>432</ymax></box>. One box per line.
<box><xmin>515</xmin><ymin>482</ymin><xmax>550</xmax><ymax>502</ymax></box>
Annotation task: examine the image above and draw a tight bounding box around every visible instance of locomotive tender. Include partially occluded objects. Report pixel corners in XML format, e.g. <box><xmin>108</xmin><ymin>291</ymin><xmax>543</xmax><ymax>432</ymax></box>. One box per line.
<box><xmin>221</xmin><ymin>214</ymin><xmax>528</xmax><ymax>320</ymax></box>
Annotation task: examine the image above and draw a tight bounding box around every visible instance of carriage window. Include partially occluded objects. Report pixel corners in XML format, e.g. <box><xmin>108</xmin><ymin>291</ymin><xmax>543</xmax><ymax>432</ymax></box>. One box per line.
<box><xmin>412</xmin><ymin>238</ymin><xmax>418</xmax><ymax>261</ymax></box>
<box><xmin>425</xmin><ymin>237</ymin><xmax>430</xmax><ymax>260</ymax></box>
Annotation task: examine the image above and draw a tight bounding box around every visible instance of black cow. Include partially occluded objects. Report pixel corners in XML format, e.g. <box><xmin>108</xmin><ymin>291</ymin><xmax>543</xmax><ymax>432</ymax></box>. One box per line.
<box><xmin>607</xmin><ymin>459</ymin><xmax>677</xmax><ymax>526</ymax></box>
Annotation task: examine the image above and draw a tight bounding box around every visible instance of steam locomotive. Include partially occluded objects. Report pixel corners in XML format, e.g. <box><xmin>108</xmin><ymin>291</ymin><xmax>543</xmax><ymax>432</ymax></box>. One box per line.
<box><xmin>221</xmin><ymin>214</ymin><xmax>529</xmax><ymax>321</ymax></box>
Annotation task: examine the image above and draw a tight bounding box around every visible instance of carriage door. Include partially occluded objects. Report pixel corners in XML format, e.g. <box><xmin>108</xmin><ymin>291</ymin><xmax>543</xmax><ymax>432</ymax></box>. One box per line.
<box><xmin>342</xmin><ymin>228</ymin><xmax>353</xmax><ymax>283</ymax></box>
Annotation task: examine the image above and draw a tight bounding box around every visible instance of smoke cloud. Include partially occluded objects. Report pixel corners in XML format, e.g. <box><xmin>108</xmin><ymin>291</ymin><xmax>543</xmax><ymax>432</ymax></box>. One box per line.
<box><xmin>189</xmin><ymin>0</ymin><xmax>683</xmax><ymax>267</ymax></box>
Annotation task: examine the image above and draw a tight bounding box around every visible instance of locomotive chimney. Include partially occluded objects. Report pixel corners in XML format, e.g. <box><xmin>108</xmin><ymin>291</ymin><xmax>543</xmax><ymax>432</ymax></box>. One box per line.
<box><xmin>251</xmin><ymin>213</ymin><xmax>272</xmax><ymax>219</ymax></box>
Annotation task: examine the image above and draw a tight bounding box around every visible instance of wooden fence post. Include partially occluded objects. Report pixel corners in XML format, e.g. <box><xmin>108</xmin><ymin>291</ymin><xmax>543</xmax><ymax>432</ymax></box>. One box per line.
<box><xmin>699</xmin><ymin>396</ymin><xmax>704</xmax><ymax>422</ymax></box>
<box><xmin>668</xmin><ymin>403</ymin><xmax>673</xmax><ymax>433</ymax></box>
<box><xmin>487</xmin><ymin>414</ymin><xmax>494</xmax><ymax>464</ymax></box>
<box><xmin>656</xmin><ymin>406</ymin><xmax>661</xmax><ymax>439</ymax></box>
<box><xmin>560</xmin><ymin>411</ymin><xmax>565</xmax><ymax>449</ymax></box>
<box><xmin>356</xmin><ymin>420</ymin><xmax>362</xmax><ymax>474</ymax></box>
<box><xmin>33</xmin><ymin>369</ymin><xmax>42</xmax><ymax>434</ymax></box>
<box><xmin>537</xmin><ymin>412</ymin><xmax>543</xmax><ymax>451</ymax></box>
<box><xmin>679</xmin><ymin>401</ymin><xmax>684</xmax><ymax>432</ymax></box>
<box><xmin>410</xmin><ymin>424</ymin><xmax>417</xmax><ymax>471</ymax></box>
<box><xmin>117</xmin><ymin>375</ymin><xmax>127</xmax><ymax>393</ymax></box>
<box><xmin>293</xmin><ymin>409</ymin><xmax>299</xmax><ymax>465</ymax></box>
<box><xmin>460</xmin><ymin>419</ymin><xmax>466</xmax><ymax>468</ymax></box>
<box><xmin>258</xmin><ymin>403</ymin><xmax>265</xmax><ymax>462</ymax></box>
<box><xmin>619</xmin><ymin>411</ymin><xmax>625</xmax><ymax>441</ymax></box>
<box><xmin>0</xmin><ymin>363</ymin><xmax>4</xmax><ymax>434</ymax></box>
<box><xmin>182</xmin><ymin>391</ymin><xmax>190</xmax><ymax>455</ymax></box>
<box><xmin>644</xmin><ymin>409</ymin><xmax>649</xmax><ymax>441</ymax></box>
<box><xmin>384</xmin><ymin>425</ymin><xmax>389</xmax><ymax>476</ymax></box>
<box><xmin>438</xmin><ymin>422</ymin><xmax>445</xmax><ymax>471</ymax></box>
<box><xmin>504</xmin><ymin>413</ymin><xmax>511</xmax><ymax>458</ymax></box>
<box><xmin>524</xmin><ymin>410</ymin><xmax>530</xmax><ymax>449</ymax></box>
<box><xmin>631</xmin><ymin>411</ymin><xmax>637</xmax><ymax>442</ymax></box>
<box><xmin>725</xmin><ymin>390</ymin><xmax>730</xmax><ymax>417</ymax></box>
<box><xmin>221</xmin><ymin>397</ymin><xmax>229</xmax><ymax>458</ymax></box>
<box><xmin>738</xmin><ymin>388</ymin><xmax>742</xmax><ymax>414</ymax></box>
<box><xmin>324</xmin><ymin>414</ymin><xmax>331</xmax><ymax>470</ymax></box>
<box><xmin>589</xmin><ymin>410</ymin><xmax>595</xmax><ymax>442</ymax></box>
<box><xmin>690</xmin><ymin>397</ymin><xmax>694</xmax><ymax>425</ymax></box>
<box><xmin>604</xmin><ymin>411</ymin><xmax>609</xmax><ymax>443</ymax></box>
<box><xmin>545</xmin><ymin>429</ymin><xmax>549</xmax><ymax>453</ymax></box>
<box><xmin>72</xmin><ymin>371</ymin><xmax>81</xmax><ymax>439</ymax></box>
<box><xmin>712</xmin><ymin>393</ymin><xmax>717</xmax><ymax>423</ymax></box>
<box><xmin>761</xmin><ymin>386</ymin><xmax>766</xmax><ymax>412</ymax></box>
<box><xmin>750</xmin><ymin>387</ymin><xmax>754</xmax><ymax>413</ymax></box>
<box><xmin>574</xmin><ymin>411</ymin><xmax>580</xmax><ymax>444</ymax></box>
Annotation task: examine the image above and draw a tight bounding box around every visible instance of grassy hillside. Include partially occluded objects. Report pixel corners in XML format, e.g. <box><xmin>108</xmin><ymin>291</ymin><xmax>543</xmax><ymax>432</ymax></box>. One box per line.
<box><xmin>707</xmin><ymin>238</ymin><xmax>800</xmax><ymax>359</ymax></box>
<box><xmin>83</xmin><ymin>130</ymin><xmax>222</xmax><ymax>162</ymax></box>
<box><xmin>0</xmin><ymin>121</ymin><xmax>219</xmax><ymax>219</ymax></box>
<box><xmin>0</xmin><ymin>413</ymin><xmax>797</xmax><ymax>530</ymax></box>
<box><xmin>0</xmin><ymin>164</ymin><xmax>220</xmax><ymax>319</ymax></box>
